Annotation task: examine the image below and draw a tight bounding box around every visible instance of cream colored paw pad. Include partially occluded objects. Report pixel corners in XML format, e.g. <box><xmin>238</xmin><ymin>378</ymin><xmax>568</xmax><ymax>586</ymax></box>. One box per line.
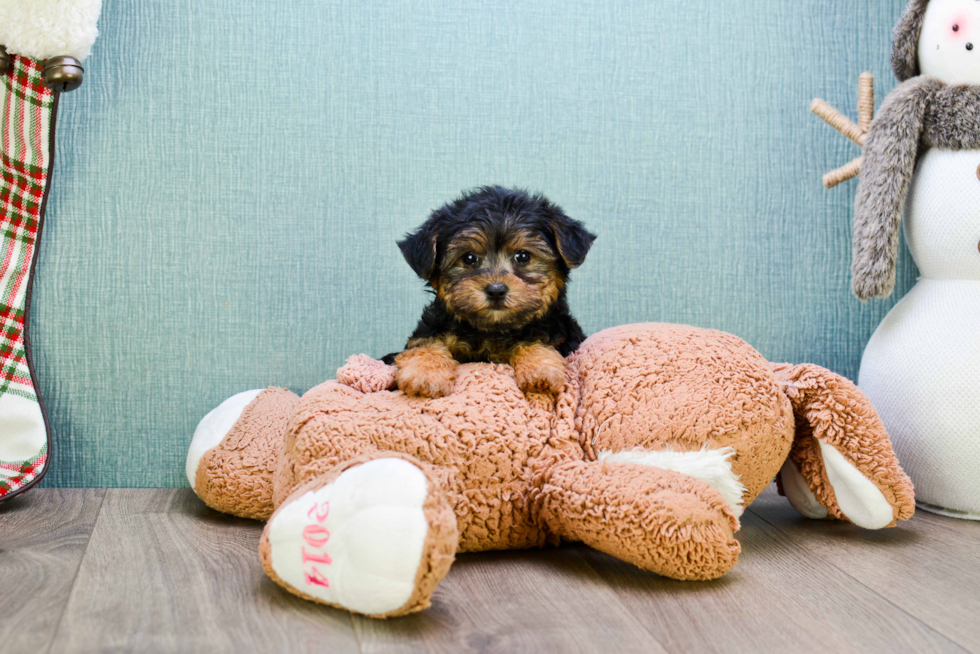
<box><xmin>780</xmin><ymin>459</ymin><xmax>829</xmax><ymax>520</ymax></box>
<box><xmin>267</xmin><ymin>458</ymin><xmax>430</xmax><ymax>615</ymax></box>
<box><xmin>817</xmin><ymin>439</ymin><xmax>893</xmax><ymax>529</ymax></box>
<box><xmin>780</xmin><ymin>440</ymin><xmax>894</xmax><ymax>529</ymax></box>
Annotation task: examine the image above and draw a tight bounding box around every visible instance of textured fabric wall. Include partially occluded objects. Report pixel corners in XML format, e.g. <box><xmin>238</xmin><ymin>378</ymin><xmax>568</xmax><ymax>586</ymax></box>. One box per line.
<box><xmin>34</xmin><ymin>0</ymin><xmax>916</xmax><ymax>487</ymax></box>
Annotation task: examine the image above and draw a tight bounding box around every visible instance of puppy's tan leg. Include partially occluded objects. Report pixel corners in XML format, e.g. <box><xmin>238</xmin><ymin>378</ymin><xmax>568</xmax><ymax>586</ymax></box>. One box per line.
<box><xmin>511</xmin><ymin>343</ymin><xmax>567</xmax><ymax>395</ymax></box>
<box><xmin>395</xmin><ymin>339</ymin><xmax>459</xmax><ymax>398</ymax></box>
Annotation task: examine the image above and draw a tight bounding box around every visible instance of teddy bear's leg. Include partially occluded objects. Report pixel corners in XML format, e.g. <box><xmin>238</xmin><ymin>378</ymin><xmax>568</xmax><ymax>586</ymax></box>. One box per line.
<box><xmin>187</xmin><ymin>387</ymin><xmax>299</xmax><ymax>520</ymax></box>
<box><xmin>260</xmin><ymin>452</ymin><xmax>458</xmax><ymax>618</ymax></box>
<box><xmin>537</xmin><ymin>459</ymin><xmax>741</xmax><ymax>581</ymax></box>
<box><xmin>771</xmin><ymin>363</ymin><xmax>915</xmax><ymax>529</ymax></box>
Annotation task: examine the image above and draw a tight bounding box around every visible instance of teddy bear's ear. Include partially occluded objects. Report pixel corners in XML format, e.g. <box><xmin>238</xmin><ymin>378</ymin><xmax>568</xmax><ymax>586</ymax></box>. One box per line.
<box><xmin>397</xmin><ymin>222</ymin><xmax>439</xmax><ymax>281</ymax></box>
<box><xmin>892</xmin><ymin>0</ymin><xmax>931</xmax><ymax>82</ymax></box>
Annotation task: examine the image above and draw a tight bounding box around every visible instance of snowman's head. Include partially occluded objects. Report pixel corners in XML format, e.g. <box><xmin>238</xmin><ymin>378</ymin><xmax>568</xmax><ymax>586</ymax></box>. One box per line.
<box><xmin>894</xmin><ymin>0</ymin><xmax>980</xmax><ymax>84</ymax></box>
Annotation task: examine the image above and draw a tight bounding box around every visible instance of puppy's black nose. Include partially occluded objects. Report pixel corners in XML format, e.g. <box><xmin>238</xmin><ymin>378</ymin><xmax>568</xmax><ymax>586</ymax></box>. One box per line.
<box><xmin>485</xmin><ymin>283</ymin><xmax>509</xmax><ymax>301</ymax></box>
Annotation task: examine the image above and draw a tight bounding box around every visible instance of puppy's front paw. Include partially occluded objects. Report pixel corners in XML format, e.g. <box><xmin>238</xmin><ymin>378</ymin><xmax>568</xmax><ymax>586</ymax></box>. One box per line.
<box><xmin>396</xmin><ymin>366</ymin><xmax>455</xmax><ymax>398</ymax></box>
<box><xmin>513</xmin><ymin>344</ymin><xmax>567</xmax><ymax>395</ymax></box>
<box><xmin>394</xmin><ymin>347</ymin><xmax>458</xmax><ymax>398</ymax></box>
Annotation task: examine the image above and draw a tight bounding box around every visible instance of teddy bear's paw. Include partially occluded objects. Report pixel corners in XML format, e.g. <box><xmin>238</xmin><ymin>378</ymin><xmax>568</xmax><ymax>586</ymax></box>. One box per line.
<box><xmin>186</xmin><ymin>387</ymin><xmax>299</xmax><ymax>521</ymax></box>
<box><xmin>395</xmin><ymin>358</ymin><xmax>456</xmax><ymax>398</ymax></box>
<box><xmin>816</xmin><ymin>439</ymin><xmax>895</xmax><ymax>529</ymax></box>
<box><xmin>337</xmin><ymin>354</ymin><xmax>397</xmax><ymax>393</ymax></box>
<box><xmin>186</xmin><ymin>388</ymin><xmax>265</xmax><ymax>489</ymax></box>
<box><xmin>261</xmin><ymin>458</ymin><xmax>456</xmax><ymax>617</ymax></box>
<box><xmin>779</xmin><ymin>459</ymin><xmax>829</xmax><ymax>520</ymax></box>
<box><xmin>781</xmin><ymin>440</ymin><xmax>895</xmax><ymax>529</ymax></box>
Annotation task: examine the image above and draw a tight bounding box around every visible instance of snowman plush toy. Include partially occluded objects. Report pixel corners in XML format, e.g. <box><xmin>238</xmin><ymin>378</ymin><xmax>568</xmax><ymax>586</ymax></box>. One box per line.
<box><xmin>852</xmin><ymin>0</ymin><xmax>980</xmax><ymax>519</ymax></box>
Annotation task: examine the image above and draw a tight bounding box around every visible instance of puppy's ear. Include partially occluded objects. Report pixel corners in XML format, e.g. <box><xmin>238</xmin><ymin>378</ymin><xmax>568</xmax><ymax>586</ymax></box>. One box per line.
<box><xmin>397</xmin><ymin>223</ymin><xmax>438</xmax><ymax>280</ymax></box>
<box><xmin>549</xmin><ymin>210</ymin><xmax>596</xmax><ymax>269</ymax></box>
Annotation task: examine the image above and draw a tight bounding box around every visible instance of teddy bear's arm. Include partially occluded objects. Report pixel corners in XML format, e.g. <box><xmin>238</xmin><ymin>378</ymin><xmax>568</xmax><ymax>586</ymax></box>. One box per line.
<box><xmin>771</xmin><ymin>363</ymin><xmax>915</xmax><ymax>529</ymax></box>
<box><xmin>336</xmin><ymin>354</ymin><xmax>397</xmax><ymax>393</ymax></box>
<box><xmin>189</xmin><ymin>387</ymin><xmax>300</xmax><ymax>520</ymax></box>
<box><xmin>536</xmin><ymin>459</ymin><xmax>741</xmax><ymax>581</ymax></box>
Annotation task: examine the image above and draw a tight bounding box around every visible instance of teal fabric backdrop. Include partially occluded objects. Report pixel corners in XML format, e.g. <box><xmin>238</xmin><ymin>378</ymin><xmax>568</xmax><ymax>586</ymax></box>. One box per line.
<box><xmin>35</xmin><ymin>0</ymin><xmax>916</xmax><ymax>487</ymax></box>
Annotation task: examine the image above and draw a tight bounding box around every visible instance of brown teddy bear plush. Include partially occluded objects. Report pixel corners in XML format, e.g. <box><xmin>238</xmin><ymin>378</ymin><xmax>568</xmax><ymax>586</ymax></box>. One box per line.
<box><xmin>186</xmin><ymin>323</ymin><xmax>913</xmax><ymax>618</ymax></box>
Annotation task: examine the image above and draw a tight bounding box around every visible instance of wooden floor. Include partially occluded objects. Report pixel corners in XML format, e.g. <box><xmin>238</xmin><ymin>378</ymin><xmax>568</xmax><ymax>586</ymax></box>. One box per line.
<box><xmin>2</xmin><ymin>488</ymin><xmax>978</xmax><ymax>654</ymax></box>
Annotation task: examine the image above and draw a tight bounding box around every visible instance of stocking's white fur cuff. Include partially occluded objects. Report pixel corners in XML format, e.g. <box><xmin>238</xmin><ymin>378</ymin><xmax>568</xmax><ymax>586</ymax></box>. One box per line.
<box><xmin>0</xmin><ymin>0</ymin><xmax>103</xmax><ymax>61</ymax></box>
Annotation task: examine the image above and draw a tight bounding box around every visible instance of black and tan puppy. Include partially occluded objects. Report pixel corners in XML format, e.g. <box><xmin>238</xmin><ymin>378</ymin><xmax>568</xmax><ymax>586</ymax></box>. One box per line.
<box><xmin>383</xmin><ymin>186</ymin><xmax>596</xmax><ymax>398</ymax></box>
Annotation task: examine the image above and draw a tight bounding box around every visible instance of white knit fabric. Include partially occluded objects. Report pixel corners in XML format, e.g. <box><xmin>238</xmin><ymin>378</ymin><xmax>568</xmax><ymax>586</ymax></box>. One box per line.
<box><xmin>905</xmin><ymin>150</ymin><xmax>980</xmax><ymax>280</ymax></box>
<box><xmin>0</xmin><ymin>0</ymin><xmax>103</xmax><ymax>62</ymax></box>
<box><xmin>859</xmin><ymin>149</ymin><xmax>980</xmax><ymax>519</ymax></box>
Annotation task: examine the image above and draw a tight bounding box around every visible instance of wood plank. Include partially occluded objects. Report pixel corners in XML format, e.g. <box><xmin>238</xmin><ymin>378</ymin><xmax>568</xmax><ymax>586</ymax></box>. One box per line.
<box><xmin>0</xmin><ymin>489</ymin><xmax>105</xmax><ymax>652</ymax></box>
<box><xmin>16</xmin><ymin>487</ymin><xmax>976</xmax><ymax>653</ymax></box>
<box><xmin>353</xmin><ymin>547</ymin><xmax>670</xmax><ymax>654</ymax></box>
<box><xmin>50</xmin><ymin>489</ymin><xmax>361</xmax><ymax>654</ymax></box>
<box><xmin>578</xmin><ymin>497</ymin><xmax>964</xmax><ymax>654</ymax></box>
<box><xmin>750</xmin><ymin>486</ymin><xmax>980</xmax><ymax>653</ymax></box>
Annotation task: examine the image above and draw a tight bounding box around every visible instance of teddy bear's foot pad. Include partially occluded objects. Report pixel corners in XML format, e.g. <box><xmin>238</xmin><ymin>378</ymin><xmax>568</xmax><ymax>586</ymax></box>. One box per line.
<box><xmin>185</xmin><ymin>389</ymin><xmax>264</xmax><ymax>488</ymax></box>
<box><xmin>781</xmin><ymin>439</ymin><xmax>895</xmax><ymax>529</ymax></box>
<box><xmin>780</xmin><ymin>458</ymin><xmax>829</xmax><ymax>520</ymax></box>
<box><xmin>262</xmin><ymin>458</ymin><xmax>440</xmax><ymax>616</ymax></box>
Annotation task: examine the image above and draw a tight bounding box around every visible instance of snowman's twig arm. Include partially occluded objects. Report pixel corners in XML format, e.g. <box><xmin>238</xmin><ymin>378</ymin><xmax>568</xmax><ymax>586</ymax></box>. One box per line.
<box><xmin>825</xmin><ymin>156</ymin><xmax>864</xmax><ymax>189</ymax></box>
<box><xmin>811</xmin><ymin>73</ymin><xmax>875</xmax><ymax>188</ymax></box>
<box><xmin>852</xmin><ymin>76</ymin><xmax>941</xmax><ymax>300</ymax></box>
<box><xmin>811</xmin><ymin>100</ymin><xmax>866</xmax><ymax>147</ymax></box>
<box><xmin>858</xmin><ymin>72</ymin><xmax>875</xmax><ymax>131</ymax></box>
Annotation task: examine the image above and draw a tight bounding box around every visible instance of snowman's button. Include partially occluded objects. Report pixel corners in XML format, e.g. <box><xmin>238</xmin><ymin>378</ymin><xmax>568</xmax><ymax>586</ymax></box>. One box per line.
<box><xmin>977</xmin><ymin>162</ymin><xmax>980</xmax><ymax>181</ymax></box>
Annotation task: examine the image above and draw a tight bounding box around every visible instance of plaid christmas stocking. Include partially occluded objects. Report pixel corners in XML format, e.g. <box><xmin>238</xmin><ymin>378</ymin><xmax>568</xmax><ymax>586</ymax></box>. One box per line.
<box><xmin>0</xmin><ymin>56</ymin><xmax>57</xmax><ymax>499</ymax></box>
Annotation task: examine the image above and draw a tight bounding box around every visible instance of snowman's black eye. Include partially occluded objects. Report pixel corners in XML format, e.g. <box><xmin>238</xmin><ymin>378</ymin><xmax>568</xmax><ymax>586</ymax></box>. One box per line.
<box><xmin>954</xmin><ymin>24</ymin><xmax>960</xmax><ymax>32</ymax></box>
<box><xmin>969</xmin><ymin>43</ymin><xmax>975</xmax><ymax>51</ymax></box>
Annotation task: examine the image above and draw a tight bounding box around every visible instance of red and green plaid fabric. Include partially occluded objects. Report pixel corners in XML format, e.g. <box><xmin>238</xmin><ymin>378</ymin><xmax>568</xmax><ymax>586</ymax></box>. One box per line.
<box><xmin>0</xmin><ymin>55</ymin><xmax>56</xmax><ymax>498</ymax></box>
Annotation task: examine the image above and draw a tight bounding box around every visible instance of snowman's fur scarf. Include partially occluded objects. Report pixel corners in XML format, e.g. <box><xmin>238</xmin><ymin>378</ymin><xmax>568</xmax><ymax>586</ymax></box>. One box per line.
<box><xmin>853</xmin><ymin>78</ymin><xmax>980</xmax><ymax>300</ymax></box>
<box><xmin>0</xmin><ymin>0</ymin><xmax>102</xmax><ymax>62</ymax></box>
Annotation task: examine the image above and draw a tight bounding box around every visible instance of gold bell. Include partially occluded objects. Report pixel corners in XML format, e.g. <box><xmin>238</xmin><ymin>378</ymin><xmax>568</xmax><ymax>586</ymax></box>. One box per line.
<box><xmin>0</xmin><ymin>46</ymin><xmax>11</xmax><ymax>75</ymax></box>
<box><xmin>42</xmin><ymin>56</ymin><xmax>84</xmax><ymax>92</ymax></box>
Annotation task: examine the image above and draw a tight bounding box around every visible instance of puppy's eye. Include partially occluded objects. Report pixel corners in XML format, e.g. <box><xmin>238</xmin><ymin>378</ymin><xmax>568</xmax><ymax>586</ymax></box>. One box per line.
<box><xmin>514</xmin><ymin>250</ymin><xmax>531</xmax><ymax>265</ymax></box>
<box><xmin>462</xmin><ymin>253</ymin><xmax>479</xmax><ymax>266</ymax></box>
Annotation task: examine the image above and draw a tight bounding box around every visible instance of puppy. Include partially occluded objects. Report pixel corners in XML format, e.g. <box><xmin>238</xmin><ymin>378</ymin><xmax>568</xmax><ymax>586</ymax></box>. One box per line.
<box><xmin>383</xmin><ymin>186</ymin><xmax>596</xmax><ymax>398</ymax></box>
